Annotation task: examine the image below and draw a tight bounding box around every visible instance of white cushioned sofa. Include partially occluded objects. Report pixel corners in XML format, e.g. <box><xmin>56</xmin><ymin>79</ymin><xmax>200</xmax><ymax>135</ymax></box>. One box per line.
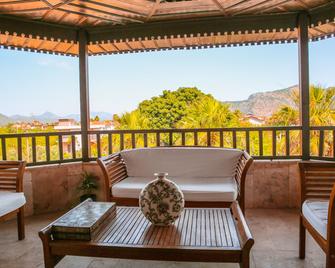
<box><xmin>98</xmin><ymin>147</ymin><xmax>253</xmax><ymax>213</ymax></box>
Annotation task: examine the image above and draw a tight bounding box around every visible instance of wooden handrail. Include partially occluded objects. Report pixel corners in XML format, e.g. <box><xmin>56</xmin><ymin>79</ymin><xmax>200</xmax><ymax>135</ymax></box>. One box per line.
<box><xmin>1</xmin><ymin>126</ymin><xmax>335</xmax><ymax>166</ymax></box>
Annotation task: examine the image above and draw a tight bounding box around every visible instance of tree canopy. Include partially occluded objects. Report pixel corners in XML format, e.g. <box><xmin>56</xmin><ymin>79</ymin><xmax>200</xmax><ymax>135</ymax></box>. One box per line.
<box><xmin>115</xmin><ymin>87</ymin><xmax>242</xmax><ymax>129</ymax></box>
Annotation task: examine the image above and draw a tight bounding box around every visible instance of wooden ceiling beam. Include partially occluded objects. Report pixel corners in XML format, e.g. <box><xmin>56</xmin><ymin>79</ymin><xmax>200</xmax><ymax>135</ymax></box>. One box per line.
<box><xmin>89</xmin><ymin>12</ymin><xmax>298</xmax><ymax>43</ymax></box>
<box><xmin>211</xmin><ymin>0</ymin><xmax>228</xmax><ymax>15</ymax></box>
<box><xmin>310</xmin><ymin>1</ymin><xmax>335</xmax><ymax>25</ymax></box>
<box><xmin>146</xmin><ymin>0</ymin><xmax>161</xmax><ymax>21</ymax></box>
<box><xmin>233</xmin><ymin>0</ymin><xmax>273</xmax><ymax>16</ymax></box>
<box><xmin>41</xmin><ymin>0</ymin><xmax>76</xmax><ymax>20</ymax></box>
<box><xmin>57</xmin><ymin>7</ymin><xmax>123</xmax><ymax>25</ymax></box>
<box><xmin>0</xmin><ymin>14</ymin><xmax>77</xmax><ymax>42</ymax></box>
<box><xmin>0</xmin><ymin>7</ymin><xmax>49</xmax><ymax>14</ymax></box>
<box><xmin>295</xmin><ymin>0</ymin><xmax>309</xmax><ymax>9</ymax></box>
<box><xmin>84</xmin><ymin>0</ymin><xmax>146</xmax><ymax>17</ymax></box>
<box><xmin>256</xmin><ymin>0</ymin><xmax>293</xmax><ymax>14</ymax></box>
<box><xmin>0</xmin><ymin>0</ymin><xmax>38</xmax><ymax>5</ymax></box>
<box><xmin>67</xmin><ymin>3</ymin><xmax>144</xmax><ymax>23</ymax></box>
<box><xmin>40</xmin><ymin>0</ymin><xmax>53</xmax><ymax>8</ymax></box>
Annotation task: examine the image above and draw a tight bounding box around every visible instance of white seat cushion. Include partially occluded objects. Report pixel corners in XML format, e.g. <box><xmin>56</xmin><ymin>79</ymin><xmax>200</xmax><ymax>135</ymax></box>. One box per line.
<box><xmin>120</xmin><ymin>147</ymin><xmax>242</xmax><ymax>178</ymax></box>
<box><xmin>112</xmin><ymin>176</ymin><xmax>237</xmax><ymax>202</ymax></box>
<box><xmin>0</xmin><ymin>191</ymin><xmax>26</xmax><ymax>217</ymax></box>
<box><xmin>302</xmin><ymin>199</ymin><xmax>329</xmax><ymax>239</ymax></box>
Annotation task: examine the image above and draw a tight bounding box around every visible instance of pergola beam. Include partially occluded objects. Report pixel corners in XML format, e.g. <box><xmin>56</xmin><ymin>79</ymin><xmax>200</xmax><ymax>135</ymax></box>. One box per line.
<box><xmin>0</xmin><ymin>14</ymin><xmax>77</xmax><ymax>42</ymax></box>
<box><xmin>88</xmin><ymin>12</ymin><xmax>297</xmax><ymax>43</ymax></box>
<box><xmin>298</xmin><ymin>12</ymin><xmax>310</xmax><ymax>160</ymax></box>
<box><xmin>78</xmin><ymin>29</ymin><xmax>90</xmax><ymax>162</ymax></box>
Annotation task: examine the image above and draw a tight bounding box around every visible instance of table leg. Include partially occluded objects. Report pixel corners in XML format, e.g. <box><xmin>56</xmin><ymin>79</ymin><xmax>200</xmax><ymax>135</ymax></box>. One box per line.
<box><xmin>239</xmin><ymin>250</ymin><xmax>251</xmax><ymax>268</ymax></box>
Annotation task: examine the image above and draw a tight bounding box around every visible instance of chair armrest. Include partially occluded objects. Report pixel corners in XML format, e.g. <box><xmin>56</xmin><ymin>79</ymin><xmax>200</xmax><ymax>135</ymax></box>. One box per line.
<box><xmin>234</xmin><ymin>151</ymin><xmax>253</xmax><ymax>214</ymax></box>
<box><xmin>97</xmin><ymin>153</ymin><xmax>128</xmax><ymax>201</ymax></box>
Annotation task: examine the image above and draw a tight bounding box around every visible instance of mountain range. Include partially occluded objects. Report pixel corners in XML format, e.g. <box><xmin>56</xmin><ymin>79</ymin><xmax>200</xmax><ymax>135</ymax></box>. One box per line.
<box><xmin>0</xmin><ymin>112</ymin><xmax>114</xmax><ymax>126</ymax></box>
<box><xmin>0</xmin><ymin>85</ymin><xmax>300</xmax><ymax>126</ymax></box>
<box><xmin>224</xmin><ymin>85</ymin><xmax>297</xmax><ymax>117</ymax></box>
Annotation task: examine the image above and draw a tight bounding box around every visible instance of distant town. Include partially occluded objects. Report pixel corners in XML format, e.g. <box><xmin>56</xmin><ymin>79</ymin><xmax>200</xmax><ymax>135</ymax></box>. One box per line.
<box><xmin>10</xmin><ymin>118</ymin><xmax>116</xmax><ymax>132</ymax></box>
<box><xmin>8</xmin><ymin>114</ymin><xmax>266</xmax><ymax>132</ymax></box>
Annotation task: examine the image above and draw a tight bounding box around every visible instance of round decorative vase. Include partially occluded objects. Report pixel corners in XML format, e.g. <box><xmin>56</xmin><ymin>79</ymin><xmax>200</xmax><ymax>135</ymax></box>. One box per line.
<box><xmin>139</xmin><ymin>172</ymin><xmax>185</xmax><ymax>226</ymax></box>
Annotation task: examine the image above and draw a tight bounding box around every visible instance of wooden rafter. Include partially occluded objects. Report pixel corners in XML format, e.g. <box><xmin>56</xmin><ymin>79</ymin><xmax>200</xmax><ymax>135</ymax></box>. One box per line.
<box><xmin>256</xmin><ymin>0</ymin><xmax>293</xmax><ymax>14</ymax></box>
<box><xmin>146</xmin><ymin>0</ymin><xmax>161</xmax><ymax>21</ymax></box>
<box><xmin>40</xmin><ymin>0</ymin><xmax>53</xmax><ymax>8</ymax></box>
<box><xmin>41</xmin><ymin>0</ymin><xmax>76</xmax><ymax>20</ymax></box>
<box><xmin>97</xmin><ymin>43</ymin><xmax>107</xmax><ymax>52</ymax></box>
<box><xmin>233</xmin><ymin>0</ymin><xmax>275</xmax><ymax>16</ymax></box>
<box><xmin>211</xmin><ymin>0</ymin><xmax>228</xmax><ymax>15</ymax></box>
<box><xmin>84</xmin><ymin>0</ymin><xmax>146</xmax><ymax>16</ymax></box>
<box><xmin>0</xmin><ymin>7</ymin><xmax>48</xmax><ymax>14</ymax></box>
<box><xmin>68</xmin><ymin>3</ymin><xmax>144</xmax><ymax>23</ymax></box>
<box><xmin>57</xmin><ymin>7</ymin><xmax>123</xmax><ymax>25</ymax></box>
<box><xmin>296</xmin><ymin>0</ymin><xmax>309</xmax><ymax>9</ymax></box>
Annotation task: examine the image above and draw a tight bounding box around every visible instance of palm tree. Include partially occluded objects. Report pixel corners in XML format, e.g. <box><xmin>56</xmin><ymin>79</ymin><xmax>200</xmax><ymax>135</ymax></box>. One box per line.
<box><xmin>267</xmin><ymin>85</ymin><xmax>335</xmax><ymax>156</ymax></box>
<box><xmin>177</xmin><ymin>96</ymin><xmax>242</xmax><ymax>146</ymax></box>
<box><xmin>177</xmin><ymin>96</ymin><xmax>241</xmax><ymax>129</ymax></box>
<box><xmin>268</xmin><ymin>85</ymin><xmax>335</xmax><ymax>127</ymax></box>
<box><xmin>117</xmin><ymin>110</ymin><xmax>149</xmax><ymax>130</ymax></box>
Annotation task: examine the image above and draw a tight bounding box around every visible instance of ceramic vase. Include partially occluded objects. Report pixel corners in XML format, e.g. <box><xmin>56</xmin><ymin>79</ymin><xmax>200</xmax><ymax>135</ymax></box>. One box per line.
<box><xmin>139</xmin><ymin>172</ymin><xmax>185</xmax><ymax>226</ymax></box>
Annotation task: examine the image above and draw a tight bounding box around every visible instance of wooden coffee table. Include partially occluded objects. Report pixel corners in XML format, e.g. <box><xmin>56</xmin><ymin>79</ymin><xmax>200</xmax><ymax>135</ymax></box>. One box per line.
<box><xmin>39</xmin><ymin>202</ymin><xmax>254</xmax><ymax>268</ymax></box>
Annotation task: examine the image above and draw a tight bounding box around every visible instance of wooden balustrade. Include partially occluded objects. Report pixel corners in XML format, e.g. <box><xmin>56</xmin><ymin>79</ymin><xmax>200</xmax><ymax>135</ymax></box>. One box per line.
<box><xmin>0</xmin><ymin>131</ymin><xmax>82</xmax><ymax>166</ymax></box>
<box><xmin>0</xmin><ymin>126</ymin><xmax>334</xmax><ymax>166</ymax></box>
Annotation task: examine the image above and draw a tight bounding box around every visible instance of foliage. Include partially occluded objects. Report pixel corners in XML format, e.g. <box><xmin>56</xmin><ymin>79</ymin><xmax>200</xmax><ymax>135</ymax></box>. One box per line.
<box><xmin>117</xmin><ymin>87</ymin><xmax>207</xmax><ymax>129</ymax></box>
<box><xmin>177</xmin><ymin>95</ymin><xmax>242</xmax><ymax>128</ymax></box>
<box><xmin>78</xmin><ymin>171</ymin><xmax>99</xmax><ymax>195</ymax></box>
<box><xmin>267</xmin><ymin>85</ymin><xmax>335</xmax><ymax>126</ymax></box>
<box><xmin>267</xmin><ymin>106</ymin><xmax>299</xmax><ymax>126</ymax></box>
<box><xmin>1</xmin><ymin>85</ymin><xmax>335</xmax><ymax>162</ymax></box>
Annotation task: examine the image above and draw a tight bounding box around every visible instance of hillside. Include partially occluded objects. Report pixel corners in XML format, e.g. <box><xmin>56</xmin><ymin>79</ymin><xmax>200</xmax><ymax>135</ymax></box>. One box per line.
<box><xmin>0</xmin><ymin>111</ymin><xmax>114</xmax><ymax>126</ymax></box>
<box><xmin>0</xmin><ymin>113</ymin><xmax>11</xmax><ymax>126</ymax></box>
<box><xmin>224</xmin><ymin>86</ymin><xmax>297</xmax><ymax>117</ymax></box>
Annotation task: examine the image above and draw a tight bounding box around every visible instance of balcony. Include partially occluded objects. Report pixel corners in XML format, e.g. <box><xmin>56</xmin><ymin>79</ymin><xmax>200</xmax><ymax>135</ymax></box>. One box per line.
<box><xmin>1</xmin><ymin>1</ymin><xmax>335</xmax><ymax>267</ymax></box>
<box><xmin>0</xmin><ymin>126</ymin><xmax>333</xmax><ymax>216</ymax></box>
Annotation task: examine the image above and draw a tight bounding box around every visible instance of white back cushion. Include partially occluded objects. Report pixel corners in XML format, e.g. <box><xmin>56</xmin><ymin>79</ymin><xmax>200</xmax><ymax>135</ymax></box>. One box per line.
<box><xmin>120</xmin><ymin>147</ymin><xmax>242</xmax><ymax>179</ymax></box>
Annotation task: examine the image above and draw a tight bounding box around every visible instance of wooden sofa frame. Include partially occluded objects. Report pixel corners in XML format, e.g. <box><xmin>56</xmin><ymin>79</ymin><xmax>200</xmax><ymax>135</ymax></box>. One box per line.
<box><xmin>299</xmin><ymin>161</ymin><xmax>335</xmax><ymax>268</ymax></box>
<box><xmin>0</xmin><ymin>160</ymin><xmax>26</xmax><ymax>240</ymax></box>
<box><xmin>97</xmin><ymin>147</ymin><xmax>253</xmax><ymax>214</ymax></box>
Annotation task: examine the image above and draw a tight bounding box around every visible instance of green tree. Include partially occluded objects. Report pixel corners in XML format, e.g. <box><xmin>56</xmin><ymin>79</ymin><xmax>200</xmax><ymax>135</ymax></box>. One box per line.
<box><xmin>177</xmin><ymin>95</ymin><xmax>241</xmax><ymax>128</ymax></box>
<box><xmin>267</xmin><ymin>106</ymin><xmax>299</xmax><ymax>126</ymax></box>
<box><xmin>137</xmin><ymin>87</ymin><xmax>207</xmax><ymax>129</ymax></box>
<box><xmin>117</xmin><ymin>110</ymin><xmax>149</xmax><ymax>130</ymax></box>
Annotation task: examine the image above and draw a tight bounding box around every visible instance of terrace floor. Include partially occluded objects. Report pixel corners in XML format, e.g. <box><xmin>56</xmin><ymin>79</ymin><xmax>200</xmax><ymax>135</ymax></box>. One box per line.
<box><xmin>0</xmin><ymin>209</ymin><xmax>325</xmax><ymax>268</ymax></box>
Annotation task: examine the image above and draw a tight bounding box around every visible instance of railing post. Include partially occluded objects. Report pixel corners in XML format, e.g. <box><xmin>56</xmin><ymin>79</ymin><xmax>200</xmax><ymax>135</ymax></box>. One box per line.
<box><xmin>78</xmin><ymin>29</ymin><xmax>90</xmax><ymax>162</ymax></box>
<box><xmin>298</xmin><ymin>12</ymin><xmax>310</xmax><ymax>160</ymax></box>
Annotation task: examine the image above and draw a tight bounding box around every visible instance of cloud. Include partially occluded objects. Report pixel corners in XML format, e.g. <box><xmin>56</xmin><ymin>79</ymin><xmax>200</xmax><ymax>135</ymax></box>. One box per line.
<box><xmin>36</xmin><ymin>57</ymin><xmax>74</xmax><ymax>71</ymax></box>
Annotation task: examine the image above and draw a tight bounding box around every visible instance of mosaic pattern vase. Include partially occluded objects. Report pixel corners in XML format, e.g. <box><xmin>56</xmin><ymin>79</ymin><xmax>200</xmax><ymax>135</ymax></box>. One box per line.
<box><xmin>139</xmin><ymin>172</ymin><xmax>185</xmax><ymax>226</ymax></box>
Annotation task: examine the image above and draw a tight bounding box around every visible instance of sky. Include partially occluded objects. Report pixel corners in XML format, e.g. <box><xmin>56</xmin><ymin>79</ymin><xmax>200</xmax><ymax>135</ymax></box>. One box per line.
<box><xmin>0</xmin><ymin>37</ymin><xmax>334</xmax><ymax>117</ymax></box>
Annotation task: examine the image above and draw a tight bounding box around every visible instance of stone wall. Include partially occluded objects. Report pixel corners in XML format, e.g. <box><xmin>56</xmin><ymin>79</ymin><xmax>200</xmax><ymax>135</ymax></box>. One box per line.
<box><xmin>245</xmin><ymin>160</ymin><xmax>300</xmax><ymax>209</ymax></box>
<box><xmin>21</xmin><ymin>160</ymin><xmax>301</xmax><ymax>216</ymax></box>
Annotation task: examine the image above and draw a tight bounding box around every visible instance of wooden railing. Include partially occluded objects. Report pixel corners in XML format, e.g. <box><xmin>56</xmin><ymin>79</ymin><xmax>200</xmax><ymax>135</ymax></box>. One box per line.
<box><xmin>310</xmin><ymin>126</ymin><xmax>335</xmax><ymax>161</ymax></box>
<box><xmin>0</xmin><ymin>131</ymin><xmax>82</xmax><ymax>166</ymax></box>
<box><xmin>1</xmin><ymin>126</ymin><xmax>334</xmax><ymax>166</ymax></box>
<box><xmin>88</xmin><ymin>126</ymin><xmax>303</xmax><ymax>160</ymax></box>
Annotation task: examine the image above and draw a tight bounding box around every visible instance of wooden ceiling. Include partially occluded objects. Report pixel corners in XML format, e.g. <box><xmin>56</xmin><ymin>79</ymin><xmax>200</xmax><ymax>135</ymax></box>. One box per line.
<box><xmin>0</xmin><ymin>0</ymin><xmax>334</xmax><ymax>55</ymax></box>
